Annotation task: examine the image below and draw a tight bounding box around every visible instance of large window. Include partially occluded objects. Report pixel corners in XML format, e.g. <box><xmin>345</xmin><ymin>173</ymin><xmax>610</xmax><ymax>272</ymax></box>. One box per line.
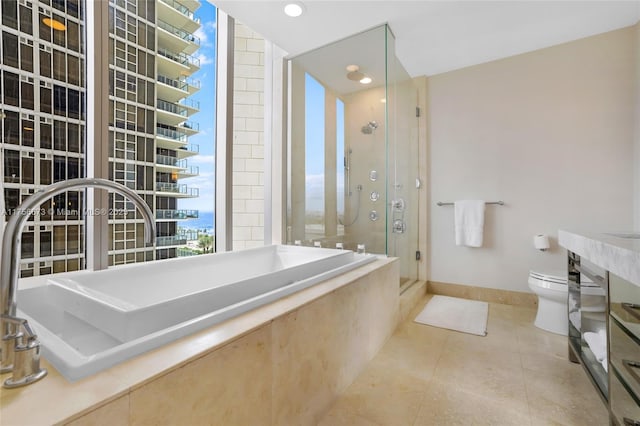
<box><xmin>304</xmin><ymin>73</ymin><xmax>325</xmax><ymax>238</ymax></box>
<box><xmin>0</xmin><ymin>0</ymin><xmax>218</xmax><ymax>276</ymax></box>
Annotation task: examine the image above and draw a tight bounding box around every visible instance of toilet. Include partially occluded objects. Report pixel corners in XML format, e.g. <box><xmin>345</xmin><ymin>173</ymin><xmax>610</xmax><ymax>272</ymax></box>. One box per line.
<box><xmin>528</xmin><ymin>269</ymin><xmax>605</xmax><ymax>335</ymax></box>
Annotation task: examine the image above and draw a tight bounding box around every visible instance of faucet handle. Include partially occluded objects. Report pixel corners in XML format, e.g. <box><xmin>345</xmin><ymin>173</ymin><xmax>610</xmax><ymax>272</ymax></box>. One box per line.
<box><xmin>1</xmin><ymin>315</ymin><xmax>47</xmax><ymax>388</ymax></box>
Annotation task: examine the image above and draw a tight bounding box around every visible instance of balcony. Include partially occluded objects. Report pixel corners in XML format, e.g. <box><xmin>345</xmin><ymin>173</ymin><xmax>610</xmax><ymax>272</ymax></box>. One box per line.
<box><xmin>157</xmin><ymin>48</ymin><xmax>200</xmax><ymax>76</ymax></box>
<box><xmin>156</xmin><ymin>125</ymin><xmax>188</xmax><ymax>143</ymax></box>
<box><xmin>157</xmin><ymin>19</ymin><xmax>199</xmax><ymax>55</ymax></box>
<box><xmin>155</xmin><ymin>155</ymin><xmax>199</xmax><ymax>177</ymax></box>
<box><xmin>158</xmin><ymin>99</ymin><xmax>189</xmax><ymax>117</ymax></box>
<box><xmin>178</xmin><ymin>121</ymin><xmax>199</xmax><ymax>135</ymax></box>
<box><xmin>156</xmin><ymin>154</ymin><xmax>181</xmax><ymax>167</ymax></box>
<box><xmin>158</xmin><ymin>0</ymin><xmax>200</xmax><ymax>34</ymax></box>
<box><xmin>156</xmin><ymin>182</ymin><xmax>199</xmax><ymax>198</ymax></box>
<box><xmin>157</xmin><ymin>75</ymin><xmax>200</xmax><ymax>102</ymax></box>
<box><xmin>178</xmin><ymin>165</ymin><xmax>199</xmax><ymax>178</ymax></box>
<box><xmin>157</xmin><ymin>99</ymin><xmax>195</xmax><ymax>128</ymax></box>
<box><xmin>177</xmin><ymin>143</ymin><xmax>199</xmax><ymax>159</ymax></box>
<box><xmin>159</xmin><ymin>0</ymin><xmax>200</xmax><ymax>23</ymax></box>
<box><xmin>156</xmin><ymin>209</ymin><xmax>199</xmax><ymax>220</ymax></box>
<box><xmin>179</xmin><ymin>97</ymin><xmax>200</xmax><ymax>111</ymax></box>
<box><xmin>156</xmin><ymin>235</ymin><xmax>187</xmax><ymax>247</ymax></box>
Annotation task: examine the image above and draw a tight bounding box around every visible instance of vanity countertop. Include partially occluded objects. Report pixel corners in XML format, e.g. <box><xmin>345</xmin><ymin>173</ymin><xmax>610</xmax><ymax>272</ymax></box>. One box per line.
<box><xmin>558</xmin><ymin>230</ymin><xmax>640</xmax><ymax>287</ymax></box>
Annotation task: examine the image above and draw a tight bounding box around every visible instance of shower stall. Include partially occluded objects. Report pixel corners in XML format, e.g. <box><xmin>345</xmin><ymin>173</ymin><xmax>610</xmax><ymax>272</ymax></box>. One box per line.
<box><xmin>286</xmin><ymin>25</ymin><xmax>421</xmax><ymax>288</ymax></box>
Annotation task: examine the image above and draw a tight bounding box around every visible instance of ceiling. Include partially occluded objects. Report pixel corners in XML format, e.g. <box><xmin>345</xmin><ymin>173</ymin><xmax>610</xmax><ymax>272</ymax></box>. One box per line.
<box><xmin>212</xmin><ymin>1</ymin><xmax>640</xmax><ymax>77</ymax></box>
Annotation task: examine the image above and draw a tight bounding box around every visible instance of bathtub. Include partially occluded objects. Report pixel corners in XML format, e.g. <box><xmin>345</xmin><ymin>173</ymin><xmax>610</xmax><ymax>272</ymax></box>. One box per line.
<box><xmin>16</xmin><ymin>245</ymin><xmax>376</xmax><ymax>381</ymax></box>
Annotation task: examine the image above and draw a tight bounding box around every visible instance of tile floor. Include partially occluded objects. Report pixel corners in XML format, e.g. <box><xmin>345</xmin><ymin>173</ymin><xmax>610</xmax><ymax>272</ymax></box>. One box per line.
<box><xmin>319</xmin><ymin>294</ymin><xmax>609</xmax><ymax>426</ymax></box>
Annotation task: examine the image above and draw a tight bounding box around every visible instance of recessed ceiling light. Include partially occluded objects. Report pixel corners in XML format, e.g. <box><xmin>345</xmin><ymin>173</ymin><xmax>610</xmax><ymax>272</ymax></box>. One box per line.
<box><xmin>43</xmin><ymin>17</ymin><xmax>66</xmax><ymax>31</ymax></box>
<box><xmin>359</xmin><ymin>76</ymin><xmax>372</xmax><ymax>85</ymax></box>
<box><xmin>284</xmin><ymin>2</ymin><xmax>305</xmax><ymax>17</ymax></box>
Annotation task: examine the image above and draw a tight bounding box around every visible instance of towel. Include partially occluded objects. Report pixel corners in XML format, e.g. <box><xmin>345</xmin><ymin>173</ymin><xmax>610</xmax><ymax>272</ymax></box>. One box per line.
<box><xmin>583</xmin><ymin>330</ymin><xmax>607</xmax><ymax>363</ymax></box>
<box><xmin>454</xmin><ymin>200</ymin><xmax>486</xmax><ymax>247</ymax></box>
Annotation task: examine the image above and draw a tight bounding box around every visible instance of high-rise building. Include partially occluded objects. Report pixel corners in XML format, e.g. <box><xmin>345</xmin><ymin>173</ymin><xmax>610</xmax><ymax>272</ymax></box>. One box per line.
<box><xmin>0</xmin><ymin>0</ymin><xmax>202</xmax><ymax>276</ymax></box>
<box><xmin>107</xmin><ymin>0</ymin><xmax>201</xmax><ymax>265</ymax></box>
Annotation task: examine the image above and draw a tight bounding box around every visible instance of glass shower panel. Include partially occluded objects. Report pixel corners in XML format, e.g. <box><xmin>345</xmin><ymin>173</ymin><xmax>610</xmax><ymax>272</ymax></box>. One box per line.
<box><xmin>386</xmin><ymin>32</ymin><xmax>419</xmax><ymax>286</ymax></box>
<box><xmin>287</xmin><ymin>24</ymin><xmax>420</xmax><ymax>287</ymax></box>
<box><xmin>288</xmin><ymin>26</ymin><xmax>388</xmax><ymax>251</ymax></box>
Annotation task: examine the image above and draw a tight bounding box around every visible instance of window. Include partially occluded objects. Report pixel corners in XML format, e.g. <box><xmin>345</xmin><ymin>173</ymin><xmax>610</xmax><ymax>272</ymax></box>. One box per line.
<box><xmin>40</xmin><ymin>49</ymin><xmax>51</xmax><ymax>78</ymax></box>
<box><xmin>53</xmin><ymin>85</ymin><xmax>66</xmax><ymax>116</ymax></box>
<box><xmin>2</xmin><ymin>0</ymin><xmax>18</xmax><ymax>29</ymax></box>
<box><xmin>40</xmin><ymin>122</ymin><xmax>52</xmax><ymax>150</ymax></box>
<box><xmin>19</xmin><ymin>5</ymin><xmax>33</xmax><ymax>35</ymax></box>
<box><xmin>21</xmin><ymin>81</ymin><xmax>34</xmax><ymax>109</ymax></box>
<box><xmin>2</xmin><ymin>32</ymin><xmax>18</xmax><ymax>68</ymax></box>
<box><xmin>39</xmin><ymin>14</ymin><xmax>51</xmax><ymax>42</ymax></box>
<box><xmin>4</xmin><ymin>150</ymin><xmax>20</xmax><ymax>183</ymax></box>
<box><xmin>67</xmin><ymin>21</ymin><xmax>79</xmax><ymax>52</ymax></box>
<box><xmin>3</xmin><ymin>111</ymin><xmax>20</xmax><ymax>144</ymax></box>
<box><xmin>67</xmin><ymin>55</ymin><xmax>80</xmax><ymax>85</ymax></box>
<box><xmin>40</xmin><ymin>158</ymin><xmax>52</xmax><ymax>185</ymax></box>
<box><xmin>20</xmin><ymin>42</ymin><xmax>33</xmax><ymax>72</ymax></box>
<box><xmin>53</xmin><ymin>156</ymin><xmax>66</xmax><ymax>182</ymax></box>
<box><xmin>40</xmin><ymin>86</ymin><xmax>52</xmax><ymax>113</ymax></box>
<box><xmin>54</xmin><ymin>121</ymin><xmax>66</xmax><ymax>151</ymax></box>
<box><xmin>22</xmin><ymin>120</ymin><xmax>34</xmax><ymax>147</ymax></box>
<box><xmin>336</xmin><ymin>98</ymin><xmax>345</xmax><ymax>233</ymax></box>
<box><xmin>304</xmin><ymin>73</ymin><xmax>325</xmax><ymax>236</ymax></box>
<box><xmin>22</xmin><ymin>157</ymin><xmax>34</xmax><ymax>184</ymax></box>
<box><xmin>52</xmin><ymin>15</ymin><xmax>66</xmax><ymax>47</ymax></box>
<box><xmin>3</xmin><ymin>72</ymin><xmax>19</xmax><ymax>106</ymax></box>
<box><xmin>53</xmin><ymin>50</ymin><xmax>65</xmax><ymax>81</ymax></box>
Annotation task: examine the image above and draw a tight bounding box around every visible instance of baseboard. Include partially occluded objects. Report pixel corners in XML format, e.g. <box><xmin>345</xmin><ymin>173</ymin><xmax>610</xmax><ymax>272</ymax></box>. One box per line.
<box><xmin>427</xmin><ymin>281</ymin><xmax>537</xmax><ymax>308</ymax></box>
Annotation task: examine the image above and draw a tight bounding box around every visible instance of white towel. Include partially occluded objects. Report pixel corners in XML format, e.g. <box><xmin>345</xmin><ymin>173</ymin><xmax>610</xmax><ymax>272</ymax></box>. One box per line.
<box><xmin>454</xmin><ymin>200</ymin><xmax>486</xmax><ymax>247</ymax></box>
<box><xmin>583</xmin><ymin>331</ymin><xmax>607</xmax><ymax>363</ymax></box>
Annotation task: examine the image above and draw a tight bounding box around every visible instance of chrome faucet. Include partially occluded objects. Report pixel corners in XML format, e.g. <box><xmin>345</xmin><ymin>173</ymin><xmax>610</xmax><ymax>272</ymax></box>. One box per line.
<box><xmin>0</xmin><ymin>178</ymin><xmax>156</xmax><ymax>388</ymax></box>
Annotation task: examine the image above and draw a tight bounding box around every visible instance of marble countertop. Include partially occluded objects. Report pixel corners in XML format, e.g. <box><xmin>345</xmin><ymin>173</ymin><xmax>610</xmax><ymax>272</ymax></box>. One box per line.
<box><xmin>558</xmin><ymin>230</ymin><xmax>640</xmax><ymax>287</ymax></box>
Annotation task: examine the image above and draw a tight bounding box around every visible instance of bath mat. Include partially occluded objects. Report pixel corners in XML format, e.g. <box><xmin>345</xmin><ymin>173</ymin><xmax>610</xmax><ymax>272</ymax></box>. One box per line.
<box><xmin>414</xmin><ymin>295</ymin><xmax>488</xmax><ymax>336</ymax></box>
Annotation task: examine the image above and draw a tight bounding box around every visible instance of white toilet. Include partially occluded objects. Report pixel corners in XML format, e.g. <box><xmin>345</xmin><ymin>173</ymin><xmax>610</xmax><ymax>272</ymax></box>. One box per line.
<box><xmin>528</xmin><ymin>270</ymin><xmax>605</xmax><ymax>335</ymax></box>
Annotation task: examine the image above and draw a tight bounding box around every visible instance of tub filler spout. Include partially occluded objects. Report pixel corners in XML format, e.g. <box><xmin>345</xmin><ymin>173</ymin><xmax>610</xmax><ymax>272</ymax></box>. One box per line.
<box><xmin>0</xmin><ymin>178</ymin><xmax>156</xmax><ymax>388</ymax></box>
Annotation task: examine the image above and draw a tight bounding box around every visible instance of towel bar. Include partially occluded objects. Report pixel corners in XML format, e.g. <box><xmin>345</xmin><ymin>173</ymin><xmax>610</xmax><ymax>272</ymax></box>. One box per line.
<box><xmin>436</xmin><ymin>201</ymin><xmax>504</xmax><ymax>206</ymax></box>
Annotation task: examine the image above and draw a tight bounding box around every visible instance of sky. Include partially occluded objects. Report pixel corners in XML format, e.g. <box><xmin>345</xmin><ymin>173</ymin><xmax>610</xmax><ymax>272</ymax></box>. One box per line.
<box><xmin>305</xmin><ymin>73</ymin><xmax>345</xmax><ymax>214</ymax></box>
<box><xmin>178</xmin><ymin>2</ymin><xmax>217</xmax><ymax>214</ymax></box>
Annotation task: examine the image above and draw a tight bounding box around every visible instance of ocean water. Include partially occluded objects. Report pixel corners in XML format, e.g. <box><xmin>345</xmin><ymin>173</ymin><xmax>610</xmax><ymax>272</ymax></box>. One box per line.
<box><xmin>180</xmin><ymin>211</ymin><xmax>215</xmax><ymax>235</ymax></box>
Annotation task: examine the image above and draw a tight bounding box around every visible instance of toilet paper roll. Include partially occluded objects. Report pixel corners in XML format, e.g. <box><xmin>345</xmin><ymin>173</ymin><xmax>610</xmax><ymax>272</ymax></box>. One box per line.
<box><xmin>534</xmin><ymin>234</ymin><xmax>550</xmax><ymax>250</ymax></box>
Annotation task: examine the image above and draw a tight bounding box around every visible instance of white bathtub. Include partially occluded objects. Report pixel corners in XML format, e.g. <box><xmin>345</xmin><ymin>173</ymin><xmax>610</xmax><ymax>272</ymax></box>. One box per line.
<box><xmin>16</xmin><ymin>245</ymin><xmax>376</xmax><ymax>381</ymax></box>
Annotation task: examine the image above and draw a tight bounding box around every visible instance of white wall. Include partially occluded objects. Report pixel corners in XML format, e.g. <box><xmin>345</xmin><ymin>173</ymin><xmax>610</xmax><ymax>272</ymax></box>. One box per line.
<box><xmin>428</xmin><ymin>26</ymin><xmax>636</xmax><ymax>293</ymax></box>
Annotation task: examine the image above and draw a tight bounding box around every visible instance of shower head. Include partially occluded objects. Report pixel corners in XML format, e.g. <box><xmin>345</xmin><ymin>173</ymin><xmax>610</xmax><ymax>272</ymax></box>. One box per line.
<box><xmin>361</xmin><ymin>121</ymin><xmax>378</xmax><ymax>135</ymax></box>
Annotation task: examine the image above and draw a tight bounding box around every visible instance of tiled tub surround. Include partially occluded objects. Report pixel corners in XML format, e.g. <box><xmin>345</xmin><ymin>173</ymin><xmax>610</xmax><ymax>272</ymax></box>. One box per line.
<box><xmin>1</xmin><ymin>258</ymin><xmax>399</xmax><ymax>425</ymax></box>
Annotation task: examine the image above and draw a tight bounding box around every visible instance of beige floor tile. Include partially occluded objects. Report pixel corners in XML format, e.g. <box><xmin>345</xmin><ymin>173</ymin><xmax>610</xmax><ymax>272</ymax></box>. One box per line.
<box><xmin>318</xmin><ymin>403</ymin><xmax>382</xmax><ymax>426</ymax></box>
<box><xmin>516</xmin><ymin>324</ymin><xmax>568</xmax><ymax>360</ymax></box>
<box><xmin>414</xmin><ymin>379</ymin><xmax>532</xmax><ymax>426</ymax></box>
<box><xmin>522</xmin><ymin>352</ymin><xmax>608</xmax><ymax>426</ymax></box>
<box><xmin>432</xmin><ymin>344</ymin><xmax>529</xmax><ymax>414</ymax></box>
<box><xmin>370</xmin><ymin>332</ymin><xmax>444</xmax><ymax>382</ymax></box>
<box><xmin>319</xmin><ymin>299</ymin><xmax>613</xmax><ymax>426</ymax></box>
<box><xmin>330</xmin><ymin>361</ymin><xmax>427</xmax><ymax>426</ymax></box>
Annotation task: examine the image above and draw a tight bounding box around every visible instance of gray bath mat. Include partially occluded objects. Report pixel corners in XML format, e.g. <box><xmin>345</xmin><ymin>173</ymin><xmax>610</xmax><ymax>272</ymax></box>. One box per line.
<box><xmin>414</xmin><ymin>295</ymin><xmax>488</xmax><ymax>336</ymax></box>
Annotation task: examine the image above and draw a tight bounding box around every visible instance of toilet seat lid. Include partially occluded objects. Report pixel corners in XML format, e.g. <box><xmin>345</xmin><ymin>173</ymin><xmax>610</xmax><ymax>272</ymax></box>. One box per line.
<box><xmin>529</xmin><ymin>270</ymin><xmax>566</xmax><ymax>285</ymax></box>
<box><xmin>529</xmin><ymin>270</ymin><xmax>599</xmax><ymax>287</ymax></box>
